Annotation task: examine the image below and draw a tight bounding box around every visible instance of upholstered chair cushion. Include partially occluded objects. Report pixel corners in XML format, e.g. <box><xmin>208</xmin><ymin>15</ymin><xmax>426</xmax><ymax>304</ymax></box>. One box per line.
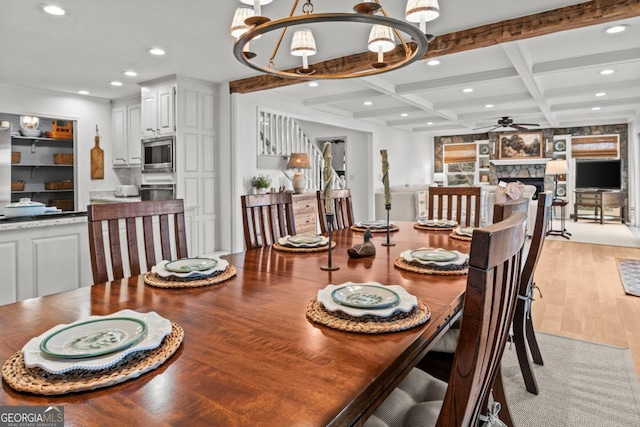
<box><xmin>364</xmin><ymin>368</ymin><xmax>447</xmax><ymax>427</ymax></box>
<box><xmin>427</xmin><ymin>328</ymin><xmax>460</xmax><ymax>353</ymax></box>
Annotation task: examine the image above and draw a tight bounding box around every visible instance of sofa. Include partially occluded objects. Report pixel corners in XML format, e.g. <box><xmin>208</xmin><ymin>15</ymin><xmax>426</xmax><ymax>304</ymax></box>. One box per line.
<box><xmin>374</xmin><ymin>184</ymin><xmax>537</xmax><ymax>232</ymax></box>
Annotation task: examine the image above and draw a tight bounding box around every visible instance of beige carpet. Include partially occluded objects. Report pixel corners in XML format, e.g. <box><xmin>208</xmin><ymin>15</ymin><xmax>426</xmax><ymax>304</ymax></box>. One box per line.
<box><xmin>502</xmin><ymin>333</ymin><xmax>640</xmax><ymax>427</ymax></box>
<box><xmin>545</xmin><ymin>220</ymin><xmax>640</xmax><ymax>248</ymax></box>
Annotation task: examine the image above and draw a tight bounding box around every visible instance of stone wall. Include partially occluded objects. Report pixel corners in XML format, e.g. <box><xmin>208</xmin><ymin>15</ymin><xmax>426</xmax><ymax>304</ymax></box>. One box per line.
<box><xmin>433</xmin><ymin>124</ymin><xmax>629</xmax><ymax>220</ymax></box>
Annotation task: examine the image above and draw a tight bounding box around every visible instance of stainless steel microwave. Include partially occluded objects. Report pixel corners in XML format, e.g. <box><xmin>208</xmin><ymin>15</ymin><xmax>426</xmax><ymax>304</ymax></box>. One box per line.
<box><xmin>142</xmin><ymin>136</ymin><xmax>174</xmax><ymax>173</ymax></box>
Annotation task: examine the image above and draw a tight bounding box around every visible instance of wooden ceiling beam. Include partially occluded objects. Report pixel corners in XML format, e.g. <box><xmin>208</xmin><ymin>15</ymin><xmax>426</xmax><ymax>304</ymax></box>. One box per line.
<box><xmin>229</xmin><ymin>0</ymin><xmax>640</xmax><ymax>94</ymax></box>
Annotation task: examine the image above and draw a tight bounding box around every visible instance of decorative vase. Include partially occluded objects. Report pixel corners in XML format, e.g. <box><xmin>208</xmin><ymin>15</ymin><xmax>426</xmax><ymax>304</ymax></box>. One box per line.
<box><xmin>256</xmin><ymin>188</ymin><xmax>266</xmax><ymax>194</ymax></box>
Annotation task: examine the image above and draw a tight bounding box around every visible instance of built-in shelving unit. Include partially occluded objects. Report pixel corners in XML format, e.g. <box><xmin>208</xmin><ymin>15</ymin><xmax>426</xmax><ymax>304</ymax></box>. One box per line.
<box><xmin>5</xmin><ymin>116</ymin><xmax>76</xmax><ymax>211</ymax></box>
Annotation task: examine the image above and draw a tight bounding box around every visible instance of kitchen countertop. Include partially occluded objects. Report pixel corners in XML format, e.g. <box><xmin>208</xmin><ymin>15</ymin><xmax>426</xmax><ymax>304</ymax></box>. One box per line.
<box><xmin>0</xmin><ymin>211</ymin><xmax>88</xmax><ymax>231</ymax></box>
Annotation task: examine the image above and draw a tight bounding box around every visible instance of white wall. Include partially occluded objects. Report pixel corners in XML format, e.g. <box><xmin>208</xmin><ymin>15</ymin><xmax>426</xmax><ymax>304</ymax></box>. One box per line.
<box><xmin>629</xmin><ymin>115</ymin><xmax>640</xmax><ymax>226</ymax></box>
<box><xmin>0</xmin><ymin>83</ymin><xmax>117</xmax><ymax>211</ymax></box>
<box><xmin>219</xmin><ymin>89</ymin><xmax>432</xmax><ymax>253</ymax></box>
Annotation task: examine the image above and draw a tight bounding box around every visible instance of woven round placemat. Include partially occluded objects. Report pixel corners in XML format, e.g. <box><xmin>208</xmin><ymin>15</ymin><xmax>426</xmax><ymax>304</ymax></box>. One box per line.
<box><xmin>394</xmin><ymin>257</ymin><xmax>468</xmax><ymax>275</ymax></box>
<box><xmin>2</xmin><ymin>322</ymin><xmax>183</xmax><ymax>396</ymax></box>
<box><xmin>306</xmin><ymin>298</ymin><xmax>430</xmax><ymax>334</ymax></box>
<box><xmin>144</xmin><ymin>265</ymin><xmax>237</xmax><ymax>288</ymax></box>
<box><xmin>273</xmin><ymin>241</ymin><xmax>336</xmax><ymax>252</ymax></box>
<box><xmin>413</xmin><ymin>223</ymin><xmax>456</xmax><ymax>231</ymax></box>
<box><xmin>449</xmin><ymin>233</ymin><xmax>472</xmax><ymax>242</ymax></box>
<box><xmin>350</xmin><ymin>224</ymin><xmax>399</xmax><ymax>233</ymax></box>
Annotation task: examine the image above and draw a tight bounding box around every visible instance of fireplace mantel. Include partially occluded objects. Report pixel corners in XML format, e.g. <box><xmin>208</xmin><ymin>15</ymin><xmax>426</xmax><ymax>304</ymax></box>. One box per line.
<box><xmin>490</xmin><ymin>159</ymin><xmax>551</xmax><ymax>166</ymax></box>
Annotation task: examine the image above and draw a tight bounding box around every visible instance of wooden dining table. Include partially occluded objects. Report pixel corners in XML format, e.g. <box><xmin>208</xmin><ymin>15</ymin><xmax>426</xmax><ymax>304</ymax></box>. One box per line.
<box><xmin>0</xmin><ymin>222</ymin><xmax>469</xmax><ymax>426</ymax></box>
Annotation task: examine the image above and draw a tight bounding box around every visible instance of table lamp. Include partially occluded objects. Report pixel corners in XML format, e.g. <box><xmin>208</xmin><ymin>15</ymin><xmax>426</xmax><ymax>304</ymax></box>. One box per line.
<box><xmin>545</xmin><ymin>159</ymin><xmax>568</xmax><ymax>199</ymax></box>
<box><xmin>287</xmin><ymin>152</ymin><xmax>311</xmax><ymax>194</ymax></box>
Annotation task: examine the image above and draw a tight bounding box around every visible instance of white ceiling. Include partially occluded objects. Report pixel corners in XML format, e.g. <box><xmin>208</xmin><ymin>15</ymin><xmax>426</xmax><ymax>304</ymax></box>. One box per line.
<box><xmin>2</xmin><ymin>0</ymin><xmax>639</xmax><ymax>136</ymax></box>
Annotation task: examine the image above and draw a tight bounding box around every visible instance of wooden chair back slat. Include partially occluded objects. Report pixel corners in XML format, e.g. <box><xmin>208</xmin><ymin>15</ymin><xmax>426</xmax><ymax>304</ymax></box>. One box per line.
<box><xmin>428</xmin><ymin>186</ymin><xmax>482</xmax><ymax>227</ymax></box>
<box><xmin>316</xmin><ymin>189</ymin><xmax>355</xmax><ymax>234</ymax></box>
<box><xmin>87</xmin><ymin>200</ymin><xmax>188</xmax><ymax>284</ymax></box>
<box><xmin>437</xmin><ymin>211</ymin><xmax>527</xmax><ymax>426</ymax></box>
<box><xmin>241</xmin><ymin>193</ymin><xmax>296</xmax><ymax>249</ymax></box>
<box><xmin>521</xmin><ymin>192</ymin><xmax>552</xmax><ymax>292</ymax></box>
<box><xmin>492</xmin><ymin>197</ymin><xmax>530</xmax><ymax>224</ymax></box>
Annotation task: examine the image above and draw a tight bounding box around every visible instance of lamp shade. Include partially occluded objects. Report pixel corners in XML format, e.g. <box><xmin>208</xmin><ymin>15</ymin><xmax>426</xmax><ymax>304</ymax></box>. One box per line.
<box><xmin>546</xmin><ymin>159</ymin><xmax>568</xmax><ymax>175</ymax></box>
<box><xmin>240</xmin><ymin>0</ymin><xmax>272</xmax><ymax>5</ymax></box>
<box><xmin>290</xmin><ymin>29</ymin><xmax>317</xmax><ymax>57</ymax></box>
<box><xmin>287</xmin><ymin>153</ymin><xmax>311</xmax><ymax>170</ymax></box>
<box><xmin>405</xmin><ymin>0</ymin><xmax>440</xmax><ymax>23</ymax></box>
<box><xmin>230</xmin><ymin>7</ymin><xmax>254</xmax><ymax>38</ymax></box>
<box><xmin>368</xmin><ymin>25</ymin><xmax>396</xmax><ymax>53</ymax></box>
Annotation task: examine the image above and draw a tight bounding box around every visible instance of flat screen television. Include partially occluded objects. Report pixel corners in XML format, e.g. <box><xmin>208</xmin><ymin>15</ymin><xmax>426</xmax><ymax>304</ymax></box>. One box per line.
<box><xmin>574</xmin><ymin>159</ymin><xmax>622</xmax><ymax>190</ymax></box>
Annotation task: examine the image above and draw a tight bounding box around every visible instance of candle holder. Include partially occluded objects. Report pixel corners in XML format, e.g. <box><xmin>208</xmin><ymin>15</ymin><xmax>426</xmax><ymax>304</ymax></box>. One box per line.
<box><xmin>321</xmin><ymin>214</ymin><xmax>340</xmax><ymax>271</ymax></box>
<box><xmin>381</xmin><ymin>203</ymin><xmax>395</xmax><ymax>247</ymax></box>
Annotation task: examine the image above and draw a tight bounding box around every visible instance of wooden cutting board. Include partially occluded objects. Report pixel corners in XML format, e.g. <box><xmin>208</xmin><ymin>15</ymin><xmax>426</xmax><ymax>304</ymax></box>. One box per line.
<box><xmin>91</xmin><ymin>135</ymin><xmax>104</xmax><ymax>179</ymax></box>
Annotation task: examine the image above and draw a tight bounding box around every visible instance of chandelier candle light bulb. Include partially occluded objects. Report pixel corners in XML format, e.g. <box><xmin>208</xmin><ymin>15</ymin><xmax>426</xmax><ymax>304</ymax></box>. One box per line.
<box><xmin>323</xmin><ymin>142</ymin><xmax>334</xmax><ymax>215</ymax></box>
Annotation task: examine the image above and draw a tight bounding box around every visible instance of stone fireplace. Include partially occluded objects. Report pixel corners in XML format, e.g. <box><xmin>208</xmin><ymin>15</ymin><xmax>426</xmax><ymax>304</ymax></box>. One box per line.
<box><xmin>490</xmin><ymin>162</ymin><xmax>551</xmax><ymax>199</ymax></box>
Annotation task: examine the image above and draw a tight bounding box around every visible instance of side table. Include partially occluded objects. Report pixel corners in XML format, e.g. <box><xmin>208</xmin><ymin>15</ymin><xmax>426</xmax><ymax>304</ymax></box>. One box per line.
<box><xmin>547</xmin><ymin>199</ymin><xmax>571</xmax><ymax>239</ymax></box>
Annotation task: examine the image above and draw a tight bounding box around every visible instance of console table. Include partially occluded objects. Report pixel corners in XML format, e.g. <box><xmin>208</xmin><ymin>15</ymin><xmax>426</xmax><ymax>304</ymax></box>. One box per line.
<box><xmin>574</xmin><ymin>190</ymin><xmax>625</xmax><ymax>224</ymax></box>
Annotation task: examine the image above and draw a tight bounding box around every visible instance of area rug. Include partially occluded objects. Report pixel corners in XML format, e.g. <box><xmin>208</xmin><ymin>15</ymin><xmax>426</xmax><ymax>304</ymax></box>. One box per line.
<box><xmin>545</xmin><ymin>221</ymin><xmax>640</xmax><ymax>248</ymax></box>
<box><xmin>501</xmin><ymin>332</ymin><xmax>640</xmax><ymax>427</ymax></box>
<box><xmin>617</xmin><ymin>258</ymin><xmax>640</xmax><ymax>297</ymax></box>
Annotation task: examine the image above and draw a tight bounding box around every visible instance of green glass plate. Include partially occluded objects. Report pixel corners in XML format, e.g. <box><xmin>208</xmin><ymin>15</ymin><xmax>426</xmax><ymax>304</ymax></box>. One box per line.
<box><xmin>411</xmin><ymin>249</ymin><xmax>459</xmax><ymax>262</ymax></box>
<box><xmin>39</xmin><ymin>317</ymin><xmax>147</xmax><ymax>359</ymax></box>
<box><xmin>331</xmin><ymin>284</ymin><xmax>400</xmax><ymax>309</ymax></box>
<box><xmin>165</xmin><ymin>258</ymin><xmax>217</xmax><ymax>273</ymax></box>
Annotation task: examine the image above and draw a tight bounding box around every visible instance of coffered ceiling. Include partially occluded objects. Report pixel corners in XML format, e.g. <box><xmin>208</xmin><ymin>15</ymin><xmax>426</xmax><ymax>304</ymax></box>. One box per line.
<box><xmin>1</xmin><ymin>0</ymin><xmax>639</xmax><ymax>136</ymax></box>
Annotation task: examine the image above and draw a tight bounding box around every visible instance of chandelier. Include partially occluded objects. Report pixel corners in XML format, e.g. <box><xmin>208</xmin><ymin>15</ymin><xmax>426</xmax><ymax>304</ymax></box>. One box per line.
<box><xmin>230</xmin><ymin>0</ymin><xmax>440</xmax><ymax>80</ymax></box>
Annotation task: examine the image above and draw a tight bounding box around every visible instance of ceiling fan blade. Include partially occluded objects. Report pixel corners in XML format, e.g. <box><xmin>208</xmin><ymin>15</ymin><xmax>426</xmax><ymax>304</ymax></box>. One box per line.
<box><xmin>514</xmin><ymin>123</ymin><xmax>540</xmax><ymax>127</ymax></box>
<box><xmin>512</xmin><ymin>124</ymin><xmax>528</xmax><ymax>131</ymax></box>
<box><xmin>473</xmin><ymin>124</ymin><xmax>498</xmax><ymax>130</ymax></box>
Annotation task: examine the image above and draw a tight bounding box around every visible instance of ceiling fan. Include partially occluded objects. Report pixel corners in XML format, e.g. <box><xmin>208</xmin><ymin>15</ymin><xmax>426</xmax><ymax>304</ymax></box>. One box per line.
<box><xmin>474</xmin><ymin>116</ymin><xmax>540</xmax><ymax>132</ymax></box>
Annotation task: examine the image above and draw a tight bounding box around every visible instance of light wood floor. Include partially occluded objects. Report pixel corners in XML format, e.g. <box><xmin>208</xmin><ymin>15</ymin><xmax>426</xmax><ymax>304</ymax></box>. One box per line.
<box><xmin>532</xmin><ymin>239</ymin><xmax>640</xmax><ymax>376</ymax></box>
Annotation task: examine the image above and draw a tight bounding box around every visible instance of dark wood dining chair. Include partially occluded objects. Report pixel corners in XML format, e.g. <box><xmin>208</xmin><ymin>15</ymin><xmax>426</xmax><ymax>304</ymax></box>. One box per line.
<box><xmin>507</xmin><ymin>191</ymin><xmax>553</xmax><ymax>394</ymax></box>
<box><xmin>316</xmin><ymin>189</ymin><xmax>355</xmax><ymax>234</ymax></box>
<box><xmin>493</xmin><ymin>197</ymin><xmax>530</xmax><ymax>224</ymax></box>
<box><xmin>87</xmin><ymin>199</ymin><xmax>188</xmax><ymax>284</ymax></box>
<box><xmin>364</xmin><ymin>211</ymin><xmax>527</xmax><ymax>427</ymax></box>
<box><xmin>241</xmin><ymin>192</ymin><xmax>296</xmax><ymax>249</ymax></box>
<box><xmin>428</xmin><ymin>186</ymin><xmax>482</xmax><ymax>227</ymax></box>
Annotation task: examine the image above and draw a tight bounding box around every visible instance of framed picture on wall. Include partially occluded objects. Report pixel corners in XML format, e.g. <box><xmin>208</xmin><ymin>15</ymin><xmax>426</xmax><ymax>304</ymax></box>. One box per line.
<box><xmin>498</xmin><ymin>132</ymin><xmax>543</xmax><ymax>160</ymax></box>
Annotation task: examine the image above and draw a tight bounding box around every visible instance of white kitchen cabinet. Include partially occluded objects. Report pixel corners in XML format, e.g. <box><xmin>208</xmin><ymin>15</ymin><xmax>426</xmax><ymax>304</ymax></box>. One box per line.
<box><xmin>112</xmin><ymin>102</ymin><xmax>141</xmax><ymax>167</ymax></box>
<box><xmin>141</xmin><ymin>81</ymin><xmax>175</xmax><ymax>138</ymax></box>
<box><xmin>0</xmin><ymin>218</ymin><xmax>91</xmax><ymax>305</ymax></box>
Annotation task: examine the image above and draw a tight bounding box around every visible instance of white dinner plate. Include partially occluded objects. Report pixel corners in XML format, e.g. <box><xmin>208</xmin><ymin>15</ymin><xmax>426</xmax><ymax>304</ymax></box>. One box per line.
<box><xmin>152</xmin><ymin>258</ymin><xmax>229</xmax><ymax>279</ymax></box>
<box><xmin>317</xmin><ymin>282</ymin><xmax>417</xmax><ymax>317</ymax></box>
<box><xmin>288</xmin><ymin>235</ymin><xmax>323</xmax><ymax>245</ymax></box>
<box><xmin>40</xmin><ymin>317</ymin><xmax>147</xmax><ymax>359</ymax></box>
<box><xmin>410</xmin><ymin>249</ymin><xmax>459</xmax><ymax>262</ymax></box>
<box><xmin>331</xmin><ymin>284</ymin><xmax>400</xmax><ymax>309</ymax></box>
<box><xmin>22</xmin><ymin>310</ymin><xmax>172</xmax><ymax>374</ymax></box>
<box><xmin>401</xmin><ymin>249</ymin><xmax>469</xmax><ymax>268</ymax></box>
<box><xmin>165</xmin><ymin>258</ymin><xmax>218</xmax><ymax>273</ymax></box>
<box><xmin>417</xmin><ymin>219</ymin><xmax>458</xmax><ymax>227</ymax></box>
<box><xmin>455</xmin><ymin>227</ymin><xmax>475</xmax><ymax>237</ymax></box>
<box><xmin>357</xmin><ymin>220</ymin><xmax>391</xmax><ymax>229</ymax></box>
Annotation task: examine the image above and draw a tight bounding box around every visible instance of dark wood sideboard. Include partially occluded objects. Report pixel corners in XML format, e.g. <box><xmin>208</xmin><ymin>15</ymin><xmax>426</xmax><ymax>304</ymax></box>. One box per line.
<box><xmin>574</xmin><ymin>190</ymin><xmax>624</xmax><ymax>224</ymax></box>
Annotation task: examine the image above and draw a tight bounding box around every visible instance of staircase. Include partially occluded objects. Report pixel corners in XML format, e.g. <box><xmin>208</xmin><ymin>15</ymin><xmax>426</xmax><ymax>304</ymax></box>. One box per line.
<box><xmin>258</xmin><ymin>110</ymin><xmax>338</xmax><ymax>191</ymax></box>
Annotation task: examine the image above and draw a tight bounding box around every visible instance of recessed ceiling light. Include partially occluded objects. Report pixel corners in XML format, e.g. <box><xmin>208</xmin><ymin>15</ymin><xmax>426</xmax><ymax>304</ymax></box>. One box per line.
<box><xmin>123</xmin><ymin>70</ymin><xmax>138</xmax><ymax>77</ymax></box>
<box><xmin>595</xmin><ymin>92</ymin><xmax>606</xmax><ymax>97</ymax></box>
<box><xmin>364</xmin><ymin>101</ymin><xmax>373</xmax><ymax>106</ymax></box>
<box><xmin>77</xmin><ymin>90</ymin><xmax>90</xmax><ymax>95</ymax></box>
<box><xmin>463</xmin><ymin>88</ymin><xmax>474</xmax><ymax>93</ymax></box>
<box><xmin>110</xmin><ymin>81</ymin><xmax>123</xmax><ymax>87</ymax></box>
<box><xmin>308</xmin><ymin>82</ymin><xmax>319</xmax><ymax>87</ymax></box>
<box><xmin>427</xmin><ymin>59</ymin><xmax>440</xmax><ymax>66</ymax></box>
<box><xmin>592</xmin><ymin>106</ymin><xmax>601</xmax><ymax>111</ymax></box>
<box><xmin>605</xmin><ymin>25</ymin><xmax>629</xmax><ymax>34</ymax></box>
<box><xmin>401</xmin><ymin>113</ymin><xmax>408</xmax><ymax>117</ymax></box>
<box><xmin>600</xmin><ymin>69</ymin><xmax>615</xmax><ymax>75</ymax></box>
<box><xmin>148</xmin><ymin>48</ymin><xmax>166</xmax><ymax>56</ymax></box>
<box><xmin>427</xmin><ymin>121</ymin><xmax>434</xmax><ymax>125</ymax></box>
<box><xmin>485</xmin><ymin>104</ymin><xmax>494</xmax><ymax>108</ymax></box>
<box><xmin>43</xmin><ymin>5</ymin><xmax>65</xmax><ymax>15</ymax></box>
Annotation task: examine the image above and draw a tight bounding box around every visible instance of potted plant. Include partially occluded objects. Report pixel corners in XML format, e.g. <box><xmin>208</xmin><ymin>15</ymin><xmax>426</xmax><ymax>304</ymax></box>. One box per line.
<box><xmin>251</xmin><ymin>175</ymin><xmax>271</xmax><ymax>194</ymax></box>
